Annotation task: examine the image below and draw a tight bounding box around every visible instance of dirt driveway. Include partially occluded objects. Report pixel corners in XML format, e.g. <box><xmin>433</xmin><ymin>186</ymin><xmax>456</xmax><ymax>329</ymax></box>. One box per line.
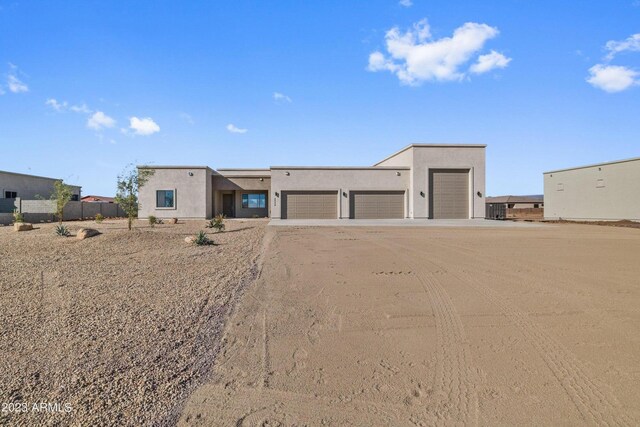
<box><xmin>179</xmin><ymin>224</ymin><xmax>640</xmax><ymax>425</ymax></box>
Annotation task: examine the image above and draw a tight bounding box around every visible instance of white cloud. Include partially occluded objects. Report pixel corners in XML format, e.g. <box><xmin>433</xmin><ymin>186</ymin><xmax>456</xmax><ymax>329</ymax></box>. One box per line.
<box><xmin>70</xmin><ymin>103</ymin><xmax>91</xmax><ymax>114</ymax></box>
<box><xmin>470</xmin><ymin>50</ymin><xmax>512</xmax><ymax>74</ymax></box>
<box><xmin>273</xmin><ymin>92</ymin><xmax>292</xmax><ymax>103</ymax></box>
<box><xmin>180</xmin><ymin>112</ymin><xmax>194</xmax><ymax>124</ymax></box>
<box><xmin>604</xmin><ymin>33</ymin><xmax>640</xmax><ymax>61</ymax></box>
<box><xmin>399</xmin><ymin>0</ymin><xmax>413</xmax><ymax>7</ymax></box>
<box><xmin>87</xmin><ymin>111</ymin><xmax>116</xmax><ymax>130</ymax></box>
<box><xmin>46</xmin><ymin>98</ymin><xmax>68</xmax><ymax>111</ymax></box>
<box><xmin>6</xmin><ymin>64</ymin><xmax>28</xmax><ymax>93</ymax></box>
<box><xmin>45</xmin><ymin>98</ymin><xmax>93</xmax><ymax>114</ymax></box>
<box><xmin>226</xmin><ymin>123</ymin><xmax>248</xmax><ymax>134</ymax></box>
<box><xmin>367</xmin><ymin>19</ymin><xmax>509</xmax><ymax>85</ymax></box>
<box><xmin>129</xmin><ymin>116</ymin><xmax>160</xmax><ymax>136</ymax></box>
<box><xmin>587</xmin><ymin>64</ymin><xmax>639</xmax><ymax>93</ymax></box>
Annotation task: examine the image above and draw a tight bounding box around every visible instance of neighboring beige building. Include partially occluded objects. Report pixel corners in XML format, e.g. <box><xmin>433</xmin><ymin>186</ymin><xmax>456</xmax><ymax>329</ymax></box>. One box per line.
<box><xmin>138</xmin><ymin>144</ymin><xmax>486</xmax><ymax>220</ymax></box>
<box><xmin>544</xmin><ymin>157</ymin><xmax>640</xmax><ymax>221</ymax></box>
<box><xmin>0</xmin><ymin>170</ymin><xmax>81</xmax><ymax>200</ymax></box>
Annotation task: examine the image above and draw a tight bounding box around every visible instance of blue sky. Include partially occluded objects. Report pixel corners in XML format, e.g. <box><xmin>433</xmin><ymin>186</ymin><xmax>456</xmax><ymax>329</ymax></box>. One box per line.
<box><xmin>0</xmin><ymin>0</ymin><xmax>638</xmax><ymax>196</ymax></box>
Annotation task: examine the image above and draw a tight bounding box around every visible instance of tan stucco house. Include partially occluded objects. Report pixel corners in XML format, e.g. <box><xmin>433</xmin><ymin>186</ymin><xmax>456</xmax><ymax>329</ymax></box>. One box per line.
<box><xmin>138</xmin><ymin>144</ymin><xmax>486</xmax><ymax>220</ymax></box>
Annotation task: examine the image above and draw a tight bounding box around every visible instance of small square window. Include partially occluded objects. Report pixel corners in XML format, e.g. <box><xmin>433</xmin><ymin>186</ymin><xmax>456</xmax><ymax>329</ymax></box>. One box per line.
<box><xmin>596</xmin><ymin>179</ymin><xmax>605</xmax><ymax>188</ymax></box>
<box><xmin>156</xmin><ymin>190</ymin><xmax>175</xmax><ymax>208</ymax></box>
<box><xmin>242</xmin><ymin>193</ymin><xmax>266</xmax><ymax>209</ymax></box>
<box><xmin>557</xmin><ymin>183</ymin><xmax>564</xmax><ymax>191</ymax></box>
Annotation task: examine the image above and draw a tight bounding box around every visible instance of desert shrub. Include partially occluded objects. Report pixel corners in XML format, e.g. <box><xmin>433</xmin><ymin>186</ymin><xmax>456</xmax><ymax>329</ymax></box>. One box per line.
<box><xmin>13</xmin><ymin>209</ymin><xmax>24</xmax><ymax>223</ymax></box>
<box><xmin>55</xmin><ymin>224</ymin><xmax>70</xmax><ymax>237</ymax></box>
<box><xmin>95</xmin><ymin>214</ymin><xmax>104</xmax><ymax>223</ymax></box>
<box><xmin>205</xmin><ymin>214</ymin><xmax>225</xmax><ymax>232</ymax></box>
<box><xmin>193</xmin><ymin>230</ymin><xmax>213</xmax><ymax>246</ymax></box>
<box><xmin>148</xmin><ymin>215</ymin><xmax>157</xmax><ymax>227</ymax></box>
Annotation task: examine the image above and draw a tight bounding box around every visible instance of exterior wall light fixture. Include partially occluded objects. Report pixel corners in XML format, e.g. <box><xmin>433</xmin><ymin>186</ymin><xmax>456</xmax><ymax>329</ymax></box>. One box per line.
<box><xmin>477</xmin><ymin>191</ymin><xmax>482</xmax><ymax>197</ymax></box>
<box><xmin>188</xmin><ymin>172</ymin><xmax>194</xmax><ymax>176</ymax></box>
<box><xmin>285</xmin><ymin>172</ymin><xmax>290</xmax><ymax>176</ymax></box>
<box><xmin>275</xmin><ymin>192</ymin><xmax>280</xmax><ymax>197</ymax></box>
<box><xmin>259</xmin><ymin>177</ymin><xmax>264</xmax><ymax>181</ymax></box>
<box><xmin>396</xmin><ymin>172</ymin><xmax>401</xmax><ymax>176</ymax></box>
<box><xmin>343</xmin><ymin>191</ymin><xmax>347</xmax><ymax>197</ymax></box>
<box><xmin>420</xmin><ymin>191</ymin><xmax>425</xmax><ymax>197</ymax></box>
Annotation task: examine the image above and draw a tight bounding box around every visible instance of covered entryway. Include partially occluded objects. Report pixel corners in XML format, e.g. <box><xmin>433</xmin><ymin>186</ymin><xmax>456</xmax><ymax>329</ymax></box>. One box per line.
<box><xmin>429</xmin><ymin>169</ymin><xmax>469</xmax><ymax>219</ymax></box>
<box><xmin>282</xmin><ymin>191</ymin><xmax>338</xmax><ymax>219</ymax></box>
<box><xmin>349</xmin><ymin>191</ymin><xmax>405</xmax><ymax>219</ymax></box>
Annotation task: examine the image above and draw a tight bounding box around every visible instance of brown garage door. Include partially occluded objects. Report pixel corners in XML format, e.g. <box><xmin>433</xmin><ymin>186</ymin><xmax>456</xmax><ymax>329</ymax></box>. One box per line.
<box><xmin>282</xmin><ymin>191</ymin><xmax>338</xmax><ymax>219</ymax></box>
<box><xmin>350</xmin><ymin>191</ymin><xmax>404</xmax><ymax>219</ymax></box>
<box><xmin>429</xmin><ymin>169</ymin><xmax>469</xmax><ymax>219</ymax></box>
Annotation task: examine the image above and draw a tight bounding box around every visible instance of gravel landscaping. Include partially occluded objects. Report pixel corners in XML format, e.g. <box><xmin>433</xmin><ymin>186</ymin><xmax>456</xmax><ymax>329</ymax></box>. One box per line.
<box><xmin>0</xmin><ymin>218</ymin><xmax>267</xmax><ymax>426</ymax></box>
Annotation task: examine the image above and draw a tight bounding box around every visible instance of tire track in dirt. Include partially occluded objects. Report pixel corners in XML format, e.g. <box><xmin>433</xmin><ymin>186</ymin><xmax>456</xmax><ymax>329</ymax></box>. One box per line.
<box><xmin>391</xmin><ymin>236</ymin><xmax>632</xmax><ymax>426</ymax></box>
<box><xmin>355</xmin><ymin>230</ymin><xmax>479</xmax><ymax>425</ymax></box>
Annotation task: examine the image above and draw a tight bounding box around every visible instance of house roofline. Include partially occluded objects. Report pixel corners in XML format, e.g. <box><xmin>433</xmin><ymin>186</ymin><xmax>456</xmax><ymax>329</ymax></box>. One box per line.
<box><xmin>0</xmin><ymin>170</ymin><xmax>81</xmax><ymax>188</ymax></box>
<box><xmin>137</xmin><ymin>165</ymin><xmax>213</xmax><ymax>171</ymax></box>
<box><xmin>543</xmin><ymin>156</ymin><xmax>640</xmax><ymax>174</ymax></box>
<box><xmin>373</xmin><ymin>143</ymin><xmax>487</xmax><ymax>166</ymax></box>
<box><xmin>270</xmin><ymin>166</ymin><xmax>411</xmax><ymax>170</ymax></box>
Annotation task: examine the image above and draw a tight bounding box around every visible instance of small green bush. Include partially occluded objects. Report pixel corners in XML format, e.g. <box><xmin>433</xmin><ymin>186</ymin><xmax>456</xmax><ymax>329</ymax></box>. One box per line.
<box><xmin>13</xmin><ymin>209</ymin><xmax>24</xmax><ymax>223</ymax></box>
<box><xmin>55</xmin><ymin>224</ymin><xmax>70</xmax><ymax>237</ymax></box>
<box><xmin>148</xmin><ymin>215</ymin><xmax>157</xmax><ymax>227</ymax></box>
<box><xmin>205</xmin><ymin>214</ymin><xmax>225</xmax><ymax>232</ymax></box>
<box><xmin>194</xmin><ymin>230</ymin><xmax>213</xmax><ymax>246</ymax></box>
<box><xmin>95</xmin><ymin>214</ymin><xmax>104</xmax><ymax>223</ymax></box>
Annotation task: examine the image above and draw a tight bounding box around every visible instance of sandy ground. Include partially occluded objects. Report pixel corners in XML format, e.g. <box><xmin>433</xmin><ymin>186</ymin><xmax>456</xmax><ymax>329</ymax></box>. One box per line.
<box><xmin>0</xmin><ymin>219</ymin><xmax>266</xmax><ymax>426</ymax></box>
<box><xmin>179</xmin><ymin>223</ymin><xmax>640</xmax><ymax>426</ymax></box>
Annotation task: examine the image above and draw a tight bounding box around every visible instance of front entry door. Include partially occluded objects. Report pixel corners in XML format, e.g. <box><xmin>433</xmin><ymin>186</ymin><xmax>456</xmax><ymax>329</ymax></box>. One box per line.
<box><xmin>222</xmin><ymin>193</ymin><xmax>234</xmax><ymax>217</ymax></box>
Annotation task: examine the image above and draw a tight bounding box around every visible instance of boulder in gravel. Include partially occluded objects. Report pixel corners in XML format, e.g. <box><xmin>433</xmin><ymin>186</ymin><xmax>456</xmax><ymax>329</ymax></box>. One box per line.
<box><xmin>14</xmin><ymin>222</ymin><xmax>33</xmax><ymax>232</ymax></box>
<box><xmin>77</xmin><ymin>228</ymin><xmax>101</xmax><ymax>240</ymax></box>
<box><xmin>185</xmin><ymin>236</ymin><xmax>196</xmax><ymax>244</ymax></box>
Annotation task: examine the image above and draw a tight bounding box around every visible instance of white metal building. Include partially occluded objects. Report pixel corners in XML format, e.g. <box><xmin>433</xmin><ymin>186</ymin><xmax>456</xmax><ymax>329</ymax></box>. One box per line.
<box><xmin>543</xmin><ymin>157</ymin><xmax>640</xmax><ymax>221</ymax></box>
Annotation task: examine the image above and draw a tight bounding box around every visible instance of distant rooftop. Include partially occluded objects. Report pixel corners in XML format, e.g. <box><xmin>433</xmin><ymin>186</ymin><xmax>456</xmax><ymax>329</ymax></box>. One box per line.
<box><xmin>486</xmin><ymin>195</ymin><xmax>544</xmax><ymax>204</ymax></box>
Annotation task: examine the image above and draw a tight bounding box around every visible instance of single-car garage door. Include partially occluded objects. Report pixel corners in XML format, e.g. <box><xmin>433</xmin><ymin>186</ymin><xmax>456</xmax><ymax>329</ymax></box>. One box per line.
<box><xmin>282</xmin><ymin>191</ymin><xmax>338</xmax><ymax>219</ymax></box>
<box><xmin>350</xmin><ymin>191</ymin><xmax>405</xmax><ymax>219</ymax></box>
<box><xmin>429</xmin><ymin>169</ymin><xmax>469</xmax><ymax>219</ymax></box>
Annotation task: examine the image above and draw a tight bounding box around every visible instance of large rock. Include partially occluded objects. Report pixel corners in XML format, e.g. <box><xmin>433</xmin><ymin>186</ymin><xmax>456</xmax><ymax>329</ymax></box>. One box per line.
<box><xmin>14</xmin><ymin>222</ymin><xmax>33</xmax><ymax>232</ymax></box>
<box><xmin>185</xmin><ymin>236</ymin><xmax>196</xmax><ymax>244</ymax></box>
<box><xmin>77</xmin><ymin>228</ymin><xmax>101</xmax><ymax>240</ymax></box>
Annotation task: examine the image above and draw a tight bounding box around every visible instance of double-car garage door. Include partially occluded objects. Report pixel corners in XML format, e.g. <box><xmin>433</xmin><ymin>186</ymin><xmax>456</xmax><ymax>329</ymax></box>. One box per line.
<box><xmin>350</xmin><ymin>191</ymin><xmax>404</xmax><ymax>219</ymax></box>
<box><xmin>282</xmin><ymin>191</ymin><xmax>337</xmax><ymax>219</ymax></box>
<box><xmin>281</xmin><ymin>190</ymin><xmax>405</xmax><ymax>219</ymax></box>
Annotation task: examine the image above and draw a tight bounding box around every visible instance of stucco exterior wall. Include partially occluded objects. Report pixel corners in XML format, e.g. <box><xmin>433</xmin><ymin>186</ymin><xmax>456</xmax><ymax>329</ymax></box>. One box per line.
<box><xmin>377</xmin><ymin>145</ymin><xmax>485</xmax><ymax>219</ymax></box>
<box><xmin>270</xmin><ymin>167</ymin><xmax>410</xmax><ymax>219</ymax></box>
<box><xmin>0</xmin><ymin>171</ymin><xmax>81</xmax><ymax>200</ymax></box>
<box><xmin>138</xmin><ymin>167</ymin><xmax>212</xmax><ymax>219</ymax></box>
<box><xmin>544</xmin><ymin>159</ymin><xmax>640</xmax><ymax>220</ymax></box>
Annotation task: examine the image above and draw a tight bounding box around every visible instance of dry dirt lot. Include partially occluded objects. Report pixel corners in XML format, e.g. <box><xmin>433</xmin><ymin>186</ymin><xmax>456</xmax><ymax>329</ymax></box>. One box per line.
<box><xmin>0</xmin><ymin>219</ymin><xmax>266</xmax><ymax>426</ymax></box>
<box><xmin>179</xmin><ymin>223</ymin><xmax>640</xmax><ymax>426</ymax></box>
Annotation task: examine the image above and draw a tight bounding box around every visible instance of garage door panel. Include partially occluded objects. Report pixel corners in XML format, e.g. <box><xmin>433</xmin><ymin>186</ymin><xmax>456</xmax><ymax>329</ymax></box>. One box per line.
<box><xmin>429</xmin><ymin>169</ymin><xmax>469</xmax><ymax>219</ymax></box>
<box><xmin>350</xmin><ymin>191</ymin><xmax>404</xmax><ymax>219</ymax></box>
<box><xmin>282</xmin><ymin>191</ymin><xmax>337</xmax><ymax>219</ymax></box>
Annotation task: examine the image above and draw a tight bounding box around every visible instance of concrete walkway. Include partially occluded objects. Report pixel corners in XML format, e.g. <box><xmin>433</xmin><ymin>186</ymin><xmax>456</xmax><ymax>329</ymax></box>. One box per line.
<box><xmin>269</xmin><ymin>218</ymin><xmax>549</xmax><ymax>228</ymax></box>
